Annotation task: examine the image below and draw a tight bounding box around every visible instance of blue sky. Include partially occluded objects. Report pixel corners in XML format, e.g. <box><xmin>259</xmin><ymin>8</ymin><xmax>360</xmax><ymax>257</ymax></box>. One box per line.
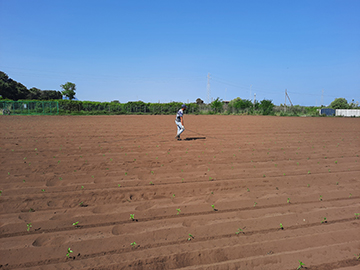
<box><xmin>1</xmin><ymin>0</ymin><xmax>359</xmax><ymax>106</ymax></box>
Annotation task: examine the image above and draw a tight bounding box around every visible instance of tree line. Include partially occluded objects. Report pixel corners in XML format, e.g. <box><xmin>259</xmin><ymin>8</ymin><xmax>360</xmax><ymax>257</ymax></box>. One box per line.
<box><xmin>0</xmin><ymin>71</ymin><xmax>62</xmax><ymax>100</ymax></box>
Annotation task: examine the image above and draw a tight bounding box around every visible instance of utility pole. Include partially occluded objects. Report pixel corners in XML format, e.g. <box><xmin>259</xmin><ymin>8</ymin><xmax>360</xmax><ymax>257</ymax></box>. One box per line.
<box><xmin>207</xmin><ymin>73</ymin><xmax>211</xmax><ymax>104</ymax></box>
<box><xmin>253</xmin><ymin>93</ymin><xmax>256</xmax><ymax>111</ymax></box>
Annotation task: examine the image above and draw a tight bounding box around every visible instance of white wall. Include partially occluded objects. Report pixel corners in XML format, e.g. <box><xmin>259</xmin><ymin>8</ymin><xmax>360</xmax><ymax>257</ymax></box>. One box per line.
<box><xmin>335</xmin><ymin>109</ymin><xmax>360</xmax><ymax>117</ymax></box>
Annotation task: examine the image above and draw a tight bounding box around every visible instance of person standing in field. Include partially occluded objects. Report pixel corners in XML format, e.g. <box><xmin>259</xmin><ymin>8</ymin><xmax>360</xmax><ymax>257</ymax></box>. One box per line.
<box><xmin>175</xmin><ymin>104</ymin><xmax>186</xmax><ymax>140</ymax></box>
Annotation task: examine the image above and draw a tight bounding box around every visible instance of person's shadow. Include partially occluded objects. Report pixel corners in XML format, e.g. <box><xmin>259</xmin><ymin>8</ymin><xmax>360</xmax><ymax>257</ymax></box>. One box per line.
<box><xmin>183</xmin><ymin>137</ymin><xmax>206</xmax><ymax>141</ymax></box>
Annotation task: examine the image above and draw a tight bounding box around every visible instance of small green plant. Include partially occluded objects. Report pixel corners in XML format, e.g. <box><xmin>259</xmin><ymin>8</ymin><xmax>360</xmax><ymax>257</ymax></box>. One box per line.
<box><xmin>0</xmin><ymin>190</ymin><xmax>2</xmax><ymax>196</ymax></box>
<box><xmin>66</xmin><ymin>247</ymin><xmax>73</xmax><ymax>257</ymax></box>
<box><xmin>29</xmin><ymin>208</ymin><xmax>35</xmax><ymax>212</ymax></box>
<box><xmin>321</xmin><ymin>217</ymin><xmax>327</xmax><ymax>224</ymax></box>
<box><xmin>72</xmin><ymin>221</ymin><xmax>79</xmax><ymax>227</ymax></box>
<box><xmin>253</xmin><ymin>202</ymin><xmax>257</xmax><ymax>207</ymax></box>
<box><xmin>118</xmin><ymin>184</ymin><xmax>121</xmax><ymax>187</ymax></box>
<box><xmin>307</xmin><ymin>171</ymin><xmax>311</xmax><ymax>174</ymax></box>
<box><xmin>176</xmin><ymin>208</ymin><xmax>181</xmax><ymax>215</ymax></box>
<box><xmin>149</xmin><ymin>181</ymin><xmax>154</xmax><ymax>185</ymax></box>
<box><xmin>235</xmin><ymin>228</ymin><xmax>244</xmax><ymax>235</ymax></box>
<box><xmin>349</xmin><ymin>193</ymin><xmax>352</xmax><ymax>198</ymax></box>
<box><xmin>130</xmin><ymin>242</ymin><xmax>137</xmax><ymax>247</ymax></box>
<box><xmin>26</xmin><ymin>223</ymin><xmax>32</xmax><ymax>232</ymax></box>
<box><xmin>151</xmin><ymin>171</ymin><xmax>154</xmax><ymax>174</ymax></box>
<box><xmin>355</xmin><ymin>253</ymin><xmax>360</xmax><ymax>260</ymax></box>
<box><xmin>307</xmin><ymin>184</ymin><xmax>310</xmax><ymax>188</ymax></box>
<box><xmin>130</xmin><ymin>214</ymin><xmax>135</xmax><ymax>220</ymax></box>
<box><xmin>354</xmin><ymin>213</ymin><xmax>359</xmax><ymax>219</ymax></box>
<box><xmin>336</xmin><ymin>182</ymin><xmax>339</xmax><ymax>185</ymax></box>
<box><xmin>41</xmin><ymin>189</ymin><xmax>45</xmax><ymax>192</ymax></box>
<box><xmin>209</xmin><ymin>177</ymin><xmax>213</xmax><ymax>181</ymax></box>
<box><xmin>211</xmin><ymin>204</ymin><xmax>215</xmax><ymax>210</ymax></box>
<box><xmin>280</xmin><ymin>223</ymin><xmax>284</xmax><ymax>230</ymax></box>
<box><xmin>247</xmin><ymin>188</ymin><xmax>250</xmax><ymax>192</ymax></box>
<box><xmin>287</xmin><ymin>198</ymin><xmax>290</xmax><ymax>204</ymax></box>
<box><xmin>188</xmin><ymin>233</ymin><xmax>194</xmax><ymax>241</ymax></box>
<box><xmin>172</xmin><ymin>194</ymin><xmax>175</xmax><ymax>198</ymax></box>
<box><xmin>297</xmin><ymin>260</ymin><xmax>305</xmax><ymax>269</ymax></box>
<box><xmin>319</xmin><ymin>195</ymin><xmax>322</xmax><ymax>201</ymax></box>
<box><xmin>79</xmin><ymin>202</ymin><xmax>83</xmax><ymax>206</ymax></box>
<box><xmin>334</xmin><ymin>160</ymin><xmax>338</xmax><ymax>164</ymax></box>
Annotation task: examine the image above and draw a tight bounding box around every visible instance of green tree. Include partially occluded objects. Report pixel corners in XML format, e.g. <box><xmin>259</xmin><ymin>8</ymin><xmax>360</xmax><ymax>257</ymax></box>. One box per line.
<box><xmin>329</xmin><ymin>98</ymin><xmax>349</xmax><ymax>109</ymax></box>
<box><xmin>259</xmin><ymin>99</ymin><xmax>275</xmax><ymax>115</ymax></box>
<box><xmin>211</xmin><ymin>97</ymin><xmax>223</xmax><ymax>113</ymax></box>
<box><xmin>60</xmin><ymin>82</ymin><xmax>76</xmax><ymax>100</ymax></box>
<box><xmin>0</xmin><ymin>71</ymin><xmax>29</xmax><ymax>100</ymax></box>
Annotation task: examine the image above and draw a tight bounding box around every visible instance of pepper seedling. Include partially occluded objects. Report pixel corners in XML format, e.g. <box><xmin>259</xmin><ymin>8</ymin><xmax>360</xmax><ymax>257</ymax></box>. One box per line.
<box><xmin>297</xmin><ymin>260</ymin><xmax>305</xmax><ymax>269</ymax></box>
<box><xmin>66</xmin><ymin>247</ymin><xmax>73</xmax><ymax>257</ymax></box>
<box><xmin>187</xmin><ymin>233</ymin><xmax>194</xmax><ymax>241</ymax></box>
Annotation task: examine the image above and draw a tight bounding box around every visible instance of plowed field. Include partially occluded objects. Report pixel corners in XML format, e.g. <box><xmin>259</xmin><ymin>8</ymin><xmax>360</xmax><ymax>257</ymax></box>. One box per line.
<box><xmin>1</xmin><ymin>115</ymin><xmax>359</xmax><ymax>270</ymax></box>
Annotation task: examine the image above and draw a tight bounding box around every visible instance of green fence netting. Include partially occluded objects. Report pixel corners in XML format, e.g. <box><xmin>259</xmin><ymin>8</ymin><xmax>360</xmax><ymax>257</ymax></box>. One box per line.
<box><xmin>0</xmin><ymin>101</ymin><xmax>59</xmax><ymax>115</ymax></box>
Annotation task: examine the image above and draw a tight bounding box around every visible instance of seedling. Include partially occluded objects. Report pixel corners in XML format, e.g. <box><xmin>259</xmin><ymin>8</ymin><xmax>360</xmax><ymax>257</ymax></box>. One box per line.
<box><xmin>27</xmin><ymin>223</ymin><xmax>32</xmax><ymax>232</ymax></box>
<box><xmin>0</xmin><ymin>190</ymin><xmax>2</xmax><ymax>196</ymax></box>
<box><xmin>130</xmin><ymin>214</ymin><xmax>135</xmax><ymax>220</ymax></box>
<box><xmin>321</xmin><ymin>217</ymin><xmax>327</xmax><ymax>224</ymax></box>
<box><xmin>307</xmin><ymin>171</ymin><xmax>311</xmax><ymax>174</ymax></box>
<box><xmin>247</xmin><ymin>188</ymin><xmax>250</xmax><ymax>192</ymax></box>
<box><xmin>319</xmin><ymin>195</ymin><xmax>322</xmax><ymax>201</ymax></box>
<box><xmin>336</xmin><ymin>182</ymin><xmax>339</xmax><ymax>185</ymax></box>
<box><xmin>79</xmin><ymin>202</ymin><xmax>83</xmax><ymax>206</ymax></box>
<box><xmin>279</xmin><ymin>223</ymin><xmax>284</xmax><ymax>230</ymax></box>
<box><xmin>66</xmin><ymin>247</ymin><xmax>73</xmax><ymax>257</ymax></box>
<box><xmin>349</xmin><ymin>193</ymin><xmax>352</xmax><ymax>198</ymax></box>
<box><xmin>41</xmin><ymin>189</ymin><xmax>45</xmax><ymax>192</ymax></box>
<box><xmin>307</xmin><ymin>184</ymin><xmax>310</xmax><ymax>188</ymax></box>
<box><xmin>151</xmin><ymin>171</ymin><xmax>154</xmax><ymax>174</ymax></box>
<box><xmin>235</xmin><ymin>228</ymin><xmax>244</xmax><ymax>235</ymax></box>
<box><xmin>334</xmin><ymin>160</ymin><xmax>338</xmax><ymax>164</ymax></box>
<box><xmin>211</xmin><ymin>204</ymin><xmax>217</xmax><ymax>211</ymax></box>
<box><xmin>209</xmin><ymin>177</ymin><xmax>213</xmax><ymax>181</ymax></box>
<box><xmin>187</xmin><ymin>233</ymin><xmax>194</xmax><ymax>241</ymax></box>
<box><xmin>29</xmin><ymin>208</ymin><xmax>35</xmax><ymax>212</ymax></box>
<box><xmin>130</xmin><ymin>242</ymin><xmax>137</xmax><ymax>247</ymax></box>
<box><xmin>81</xmin><ymin>186</ymin><xmax>84</xmax><ymax>189</ymax></box>
<box><xmin>355</xmin><ymin>253</ymin><xmax>360</xmax><ymax>260</ymax></box>
<box><xmin>176</xmin><ymin>208</ymin><xmax>181</xmax><ymax>215</ymax></box>
<box><xmin>287</xmin><ymin>198</ymin><xmax>290</xmax><ymax>204</ymax></box>
<box><xmin>172</xmin><ymin>194</ymin><xmax>175</xmax><ymax>198</ymax></box>
<box><xmin>149</xmin><ymin>181</ymin><xmax>154</xmax><ymax>185</ymax></box>
<box><xmin>355</xmin><ymin>213</ymin><xmax>359</xmax><ymax>219</ymax></box>
<box><xmin>72</xmin><ymin>221</ymin><xmax>79</xmax><ymax>227</ymax></box>
<box><xmin>118</xmin><ymin>184</ymin><xmax>121</xmax><ymax>187</ymax></box>
<box><xmin>297</xmin><ymin>260</ymin><xmax>305</xmax><ymax>269</ymax></box>
<box><xmin>253</xmin><ymin>202</ymin><xmax>257</xmax><ymax>207</ymax></box>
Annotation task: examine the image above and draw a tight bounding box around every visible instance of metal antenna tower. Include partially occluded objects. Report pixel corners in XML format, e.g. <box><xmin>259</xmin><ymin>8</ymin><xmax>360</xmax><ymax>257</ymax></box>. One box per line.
<box><xmin>207</xmin><ymin>73</ymin><xmax>211</xmax><ymax>104</ymax></box>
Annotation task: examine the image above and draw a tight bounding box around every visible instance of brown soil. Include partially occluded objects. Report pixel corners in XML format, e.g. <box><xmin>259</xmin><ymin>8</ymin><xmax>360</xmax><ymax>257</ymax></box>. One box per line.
<box><xmin>0</xmin><ymin>115</ymin><xmax>359</xmax><ymax>270</ymax></box>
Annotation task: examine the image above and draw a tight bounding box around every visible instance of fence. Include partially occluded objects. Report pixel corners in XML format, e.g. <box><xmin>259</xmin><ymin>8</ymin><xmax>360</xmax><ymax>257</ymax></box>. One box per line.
<box><xmin>0</xmin><ymin>101</ymin><xmax>59</xmax><ymax>115</ymax></box>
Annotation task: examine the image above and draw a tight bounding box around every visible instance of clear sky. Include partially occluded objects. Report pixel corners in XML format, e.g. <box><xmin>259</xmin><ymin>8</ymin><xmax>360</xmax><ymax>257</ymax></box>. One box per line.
<box><xmin>1</xmin><ymin>0</ymin><xmax>359</xmax><ymax>106</ymax></box>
